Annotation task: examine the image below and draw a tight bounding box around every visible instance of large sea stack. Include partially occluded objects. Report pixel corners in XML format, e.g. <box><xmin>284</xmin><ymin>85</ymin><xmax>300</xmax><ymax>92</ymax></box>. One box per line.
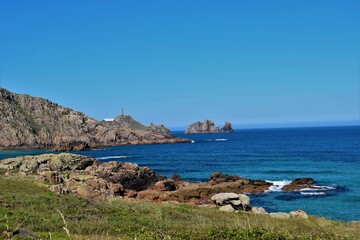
<box><xmin>185</xmin><ymin>119</ymin><xmax>234</xmax><ymax>134</ymax></box>
<box><xmin>0</xmin><ymin>88</ymin><xmax>190</xmax><ymax>150</ymax></box>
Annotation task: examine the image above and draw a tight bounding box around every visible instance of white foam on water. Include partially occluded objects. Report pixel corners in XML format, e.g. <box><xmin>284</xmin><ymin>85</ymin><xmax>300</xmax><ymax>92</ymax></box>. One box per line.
<box><xmin>313</xmin><ymin>185</ymin><xmax>336</xmax><ymax>190</ymax></box>
<box><xmin>265</xmin><ymin>180</ymin><xmax>292</xmax><ymax>192</ymax></box>
<box><xmin>301</xmin><ymin>192</ymin><xmax>326</xmax><ymax>196</ymax></box>
<box><xmin>96</xmin><ymin>156</ymin><xmax>128</xmax><ymax>160</ymax></box>
<box><xmin>191</xmin><ymin>140</ymin><xmax>195</xmax><ymax>143</ymax></box>
<box><xmin>205</xmin><ymin>139</ymin><xmax>228</xmax><ymax>142</ymax></box>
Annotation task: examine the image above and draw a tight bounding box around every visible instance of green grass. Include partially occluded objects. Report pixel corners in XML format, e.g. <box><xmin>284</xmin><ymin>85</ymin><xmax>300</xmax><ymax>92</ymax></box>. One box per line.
<box><xmin>0</xmin><ymin>177</ymin><xmax>359</xmax><ymax>239</ymax></box>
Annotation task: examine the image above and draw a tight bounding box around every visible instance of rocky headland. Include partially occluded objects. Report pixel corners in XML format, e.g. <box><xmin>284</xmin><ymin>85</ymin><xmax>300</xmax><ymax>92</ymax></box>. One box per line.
<box><xmin>0</xmin><ymin>153</ymin><xmax>315</xmax><ymax>215</ymax></box>
<box><xmin>0</xmin><ymin>88</ymin><xmax>190</xmax><ymax>151</ymax></box>
<box><xmin>185</xmin><ymin>119</ymin><xmax>234</xmax><ymax>134</ymax></box>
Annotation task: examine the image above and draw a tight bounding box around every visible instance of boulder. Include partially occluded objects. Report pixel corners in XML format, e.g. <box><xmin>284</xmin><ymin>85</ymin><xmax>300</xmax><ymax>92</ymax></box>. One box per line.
<box><xmin>211</xmin><ymin>192</ymin><xmax>239</xmax><ymax>205</ymax></box>
<box><xmin>12</xmin><ymin>229</ymin><xmax>39</xmax><ymax>239</ymax></box>
<box><xmin>238</xmin><ymin>194</ymin><xmax>250</xmax><ymax>205</ymax></box>
<box><xmin>229</xmin><ymin>194</ymin><xmax>251</xmax><ymax>211</ymax></box>
<box><xmin>289</xmin><ymin>210</ymin><xmax>308</xmax><ymax>219</ymax></box>
<box><xmin>219</xmin><ymin>204</ymin><xmax>235</xmax><ymax>212</ymax></box>
<box><xmin>154</xmin><ymin>180</ymin><xmax>176</xmax><ymax>191</ymax></box>
<box><xmin>76</xmin><ymin>185</ymin><xmax>101</xmax><ymax>199</ymax></box>
<box><xmin>251</xmin><ymin>207</ymin><xmax>268</xmax><ymax>215</ymax></box>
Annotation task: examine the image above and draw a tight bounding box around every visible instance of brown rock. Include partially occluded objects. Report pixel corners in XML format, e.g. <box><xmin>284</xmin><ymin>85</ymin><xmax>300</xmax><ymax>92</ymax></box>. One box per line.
<box><xmin>169</xmin><ymin>174</ymin><xmax>183</xmax><ymax>182</ymax></box>
<box><xmin>85</xmin><ymin>178</ymin><xmax>108</xmax><ymax>191</ymax></box>
<box><xmin>43</xmin><ymin>171</ymin><xmax>63</xmax><ymax>184</ymax></box>
<box><xmin>154</xmin><ymin>180</ymin><xmax>176</xmax><ymax>191</ymax></box>
<box><xmin>137</xmin><ymin>189</ymin><xmax>161</xmax><ymax>201</ymax></box>
<box><xmin>209</xmin><ymin>172</ymin><xmax>242</xmax><ymax>185</ymax></box>
<box><xmin>109</xmin><ymin>182</ymin><xmax>124</xmax><ymax>196</ymax></box>
<box><xmin>220</xmin><ymin>122</ymin><xmax>234</xmax><ymax>133</ymax></box>
<box><xmin>282</xmin><ymin>178</ymin><xmax>315</xmax><ymax>192</ymax></box>
<box><xmin>185</xmin><ymin>119</ymin><xmax>219</xmax><ymax>134</ymax></box>
<box><xmin>76</xmin><ymin>185</ymin><xmax>100</xmax><ymax>199</ymax></box>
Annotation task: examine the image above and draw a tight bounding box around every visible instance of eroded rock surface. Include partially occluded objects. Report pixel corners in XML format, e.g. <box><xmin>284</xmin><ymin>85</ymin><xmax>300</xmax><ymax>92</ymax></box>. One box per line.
<box><xmin>0</xmin><ymin>153</ymin><xmax>317</xmax><ymax>210</ymax></box>
<box><xmin>185</xmin><ymin>120</ymin><xmax>234</xmax><ymax>134</ymax></box>
<box><xmin>0</xmin><ymin>88</ymin><xmax>190</xmax><ymax>151</ymax></box>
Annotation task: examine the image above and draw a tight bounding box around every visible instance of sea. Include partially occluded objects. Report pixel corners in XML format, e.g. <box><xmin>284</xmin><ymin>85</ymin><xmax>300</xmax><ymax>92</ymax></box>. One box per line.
<box><xmin>1</xmin><ymin>126</ymin><xmax>359</xmax><ymax>221</ymax></box>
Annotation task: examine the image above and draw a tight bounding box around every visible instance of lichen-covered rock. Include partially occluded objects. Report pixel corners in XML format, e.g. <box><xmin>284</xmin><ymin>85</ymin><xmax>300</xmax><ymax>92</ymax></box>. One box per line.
<box><xmin>238</xmin><ymin>194</ymin><xmax>250</xmax><ymax>205</ymax></box>
<box><xmin>211</xmin><ymin>193</ymin><xmax>239</xmax><ymax>205</ymax></box>
<box><xmin>0</xmin><ymin>153</ymin><xmax>162</xmax><ymax>200</ymax></box>
<box><xmin>289</xmin><ymin>210</ymin><xmax>308</xmax><ymax>219</ymax></box>
<box><xmin>252</xmin><ymin>207</ymin><xmax>268</xmax><ymax>215</ymax></box>
<box><xmin>0</xmin><ymin>153</ymin><xmax>96</xmax><ymax>174</ymax></box>
<box><xmin>219</xmin><ymin>204</ymin><xmax>235</xmax><ymax>212</ymax></box>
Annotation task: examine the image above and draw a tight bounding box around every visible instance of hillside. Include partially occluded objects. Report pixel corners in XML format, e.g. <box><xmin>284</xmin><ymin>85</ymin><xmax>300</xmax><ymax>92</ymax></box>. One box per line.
<box><xmin>0</xmin><ymin>88</ymin><xmax>189</xmax><ymax>150</ymax></box>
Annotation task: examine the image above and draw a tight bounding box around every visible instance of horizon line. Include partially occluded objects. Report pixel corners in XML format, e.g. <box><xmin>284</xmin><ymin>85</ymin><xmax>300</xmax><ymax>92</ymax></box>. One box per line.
<box><xmin>169</xmin><ymin>121</ymin><xmax>360</xmax><ymax>131</ymax></box>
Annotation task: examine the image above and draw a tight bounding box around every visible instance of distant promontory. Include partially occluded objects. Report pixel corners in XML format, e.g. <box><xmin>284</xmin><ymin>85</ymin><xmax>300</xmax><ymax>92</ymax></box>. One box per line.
<box><xmin>0</xmin><ymin>88</ymin><xmax>190</xmax><ymax>151</ymax></box>
<box><xmin>185</xmin><ymin>120</ymin><xmax>234</xmax><ymax>134</ymax></box>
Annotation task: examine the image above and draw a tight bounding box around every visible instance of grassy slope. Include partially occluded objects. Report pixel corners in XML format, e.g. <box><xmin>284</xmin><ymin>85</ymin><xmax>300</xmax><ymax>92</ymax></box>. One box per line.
<box><xmin>0</xmin><ymin>177</ymin><xmax>359</xmax><ymax>240</ymax></box>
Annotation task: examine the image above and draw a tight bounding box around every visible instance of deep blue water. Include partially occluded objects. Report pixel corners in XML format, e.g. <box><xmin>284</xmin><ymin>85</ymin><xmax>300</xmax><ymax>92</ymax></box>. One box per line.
<box><xmin>1</xmin><ymin>126</ymin><xmax>359</xmax><ymax>221</ymax></box>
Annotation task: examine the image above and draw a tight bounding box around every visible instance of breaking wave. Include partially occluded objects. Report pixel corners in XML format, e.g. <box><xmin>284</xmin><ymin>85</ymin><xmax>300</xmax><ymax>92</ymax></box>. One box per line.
<box><xmin>96</xmin><ymin>155</ymin><xmax>128</xmax><ymax>160</ymax></box>
<box><xmin>265</xmin><ymin>180</ymin><xmax>292</xmax><ymax>192</ymax></box>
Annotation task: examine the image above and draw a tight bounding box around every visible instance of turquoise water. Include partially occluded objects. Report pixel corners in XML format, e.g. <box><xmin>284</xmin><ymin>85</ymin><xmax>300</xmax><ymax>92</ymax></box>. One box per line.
<box><xmin>1</xmin><ymin>126</ymin><xmax>359</xmax><ymax>221</ymax></box>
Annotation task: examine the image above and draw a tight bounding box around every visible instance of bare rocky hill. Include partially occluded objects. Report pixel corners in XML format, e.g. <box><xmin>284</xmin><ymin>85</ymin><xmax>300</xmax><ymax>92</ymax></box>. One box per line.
<box><xmin>0</xmin><ymin>88</ymin><xmax>190</xmax><ymax>150</ymax></box>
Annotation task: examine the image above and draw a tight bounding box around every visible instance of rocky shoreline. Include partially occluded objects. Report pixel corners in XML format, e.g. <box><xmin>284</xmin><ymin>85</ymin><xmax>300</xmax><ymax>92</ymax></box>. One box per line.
<box><xmin>0</xmin><ymin>153</ymin><xmax>315</xmax><ymax>219</ymax></box>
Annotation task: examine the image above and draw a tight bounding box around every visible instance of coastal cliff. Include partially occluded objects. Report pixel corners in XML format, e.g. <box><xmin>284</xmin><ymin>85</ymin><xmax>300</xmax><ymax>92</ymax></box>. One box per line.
<box><xmin>185</xmin><ymin>119</ymin><xmax>234</xmax><ymax>134</ymax></box>
<box><xmin>0</xmin><ymin>88</ymin><xmax>190</xmax><ymax>150</ymax></box>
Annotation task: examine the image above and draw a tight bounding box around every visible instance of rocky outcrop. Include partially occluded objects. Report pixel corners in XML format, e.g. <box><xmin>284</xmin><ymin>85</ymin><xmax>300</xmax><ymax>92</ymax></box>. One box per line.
<box><xmin>185</xmin><ymin>119</ymin><xmax>234</xmax><ymax>134</ymax></box>
<box><xmin>0</xmin><ymin>153</ymin><xmax>318</xmax><ymax>210</ymax></box>
<box><xmin>281</xmin><ymin>178</ymin><xmax>315</xmax><ymax>192</ymax></box>
<box><xmin>0</xmin><ymin>153</ymin><xmax>163</xmax><ymax>199</ymax></box>
<box><xmin>211</xmin><ymin>193</ymin><xmax>251</xmax><ymax>211</ymax></box>
<box><xmin>0</xmin><ymin>154</ymin><xmax>272</xmax><ymax>203</ymax></box>
<box><xmin>0</xmin><ymin>88</ymin><xmax>190</xmax><ymax>150</ymax></box>
<box><xmin>289</xmin><ymin>210</ymin><xmax>309</xmax><ymax>219</ymax></box>
<box><xmin>220</xmin><ymin>121</ymin><xmax>234</xmax><ymax>133</ymax></box>
<box><xmin>160</xmin><ymin>173</ymin><xmax>273</xmax><ymax>205</ymax></box>
<box><xmin>185</xmin><ymin>120</ymin><xmax>219</xmax><ymax>134</ymax></box>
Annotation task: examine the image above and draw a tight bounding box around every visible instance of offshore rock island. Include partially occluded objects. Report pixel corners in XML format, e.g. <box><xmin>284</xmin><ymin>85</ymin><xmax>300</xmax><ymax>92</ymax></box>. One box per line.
<box><xmin>0</xmin><ymin>88</ymin><xmax>190</xmax><ymax>151</ymax></box>
<box><xmin>185</xmin><ymin>119</ymin><xmax>234</xmax><ymax>134</ymax></box>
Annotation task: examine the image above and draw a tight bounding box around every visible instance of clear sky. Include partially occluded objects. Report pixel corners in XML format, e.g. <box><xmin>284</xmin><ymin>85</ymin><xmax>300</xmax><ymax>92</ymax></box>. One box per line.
<box><xmin>0</xmin><ymin>0</ymin><xmax>359</xmax><ymax>129</ymax></box>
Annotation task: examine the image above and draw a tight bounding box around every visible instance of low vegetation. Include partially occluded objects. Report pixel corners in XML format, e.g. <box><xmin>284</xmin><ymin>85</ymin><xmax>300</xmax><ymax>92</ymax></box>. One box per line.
<box><xmin>0</xmin><ymin>177</ymin><xmax>359</xmax><ymax>239</ymax></box>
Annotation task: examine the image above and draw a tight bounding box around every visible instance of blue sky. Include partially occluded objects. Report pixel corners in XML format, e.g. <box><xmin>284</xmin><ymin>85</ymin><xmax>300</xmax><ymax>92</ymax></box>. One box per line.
<box><xmin>0</xmin><ymin>0</ymin><xmax>359</xmax><ymax>129</ymax></box>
